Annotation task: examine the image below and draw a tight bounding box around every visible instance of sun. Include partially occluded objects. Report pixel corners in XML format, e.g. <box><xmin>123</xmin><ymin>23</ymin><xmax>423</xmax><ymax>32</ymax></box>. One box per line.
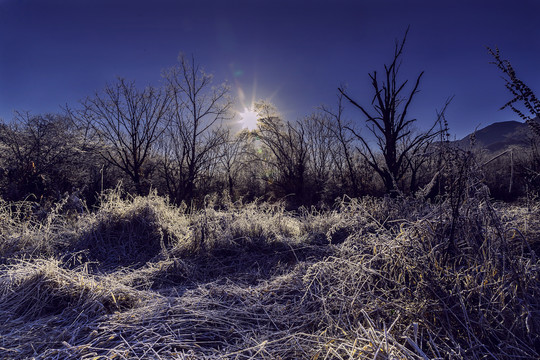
<box><xmin>238</xmin><ymin>107</ymin><xmax>259</xmax><ymax>131</ymax></box>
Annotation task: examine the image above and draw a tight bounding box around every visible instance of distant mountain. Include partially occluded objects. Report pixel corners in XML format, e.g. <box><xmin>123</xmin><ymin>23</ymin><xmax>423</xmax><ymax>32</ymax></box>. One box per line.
<box><xmin>455</xmin><ymin>120</ymin><xmax>532</xmax><ymax>152</ymax></box>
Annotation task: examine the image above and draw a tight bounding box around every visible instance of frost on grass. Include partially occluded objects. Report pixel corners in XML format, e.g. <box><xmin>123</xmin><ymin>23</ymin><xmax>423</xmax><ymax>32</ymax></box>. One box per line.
<box><xmin>71</xmin><ymin>190</ymin><xmax>191</xmax><ymax>268</ymax></box>
<box><xmin>0</xmin><ymin>191</ymin><xmax>538</xmax><ymax>359</ymax></box>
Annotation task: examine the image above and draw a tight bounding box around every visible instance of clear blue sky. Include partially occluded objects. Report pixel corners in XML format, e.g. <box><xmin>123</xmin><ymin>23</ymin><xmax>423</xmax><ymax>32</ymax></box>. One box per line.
<box><xmin>1</xmin><ymin>0</ymin><xmax>539</xmax><ymax>138</ymax></box>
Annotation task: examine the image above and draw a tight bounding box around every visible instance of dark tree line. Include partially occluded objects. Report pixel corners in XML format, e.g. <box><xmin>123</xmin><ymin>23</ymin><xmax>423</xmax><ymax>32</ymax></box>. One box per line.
<box><xmin>1</xmin><ymin>43</ymin><xmax>539</xmax><ymax>209</ymax></box>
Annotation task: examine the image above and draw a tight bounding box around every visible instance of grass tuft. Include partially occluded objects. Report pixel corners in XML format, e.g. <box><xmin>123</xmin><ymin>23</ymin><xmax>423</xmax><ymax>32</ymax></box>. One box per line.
<box><xmin>71</xmin><ymin>188</ymin><xmax>191</xmax><ymax>269</ymax></box>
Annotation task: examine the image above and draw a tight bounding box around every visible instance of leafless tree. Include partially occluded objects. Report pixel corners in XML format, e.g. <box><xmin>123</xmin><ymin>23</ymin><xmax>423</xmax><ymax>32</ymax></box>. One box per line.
<box><xmin>73</xmin><ymin>78</ymin><xmax>170</xmax><ymax>194</ymax></box>
<box><xmin>401</xmin><ymin>99</ymin><xmax>452</xmax><ymax>193</ymax></box>
<box><xmin>320</xmin><ymin>93</ymin><xmax>361</xmax><ymax>196</ymax></box>
<box><xmin>218</xmin><ymin>128</ymin><xmax>252</xmax><ymax>200</ymax></box>
<box><xmin>339</xmin><ymin>30</ymin><xmax>439</xmax><ymax>194</ymax></box>
<box><xmin>254</xmin><ymin>102</ymin><xmax>309</xmax><ymax>202</ymax></box>
<box><xmin>160</xmin><ymin>54</ymin><xmax>232</xmax><ymax>203</ymax></box>
<box><xmin>302</xmin><ymin>113</ymin><xmax>335</xmax><ymax>198</ymax></box>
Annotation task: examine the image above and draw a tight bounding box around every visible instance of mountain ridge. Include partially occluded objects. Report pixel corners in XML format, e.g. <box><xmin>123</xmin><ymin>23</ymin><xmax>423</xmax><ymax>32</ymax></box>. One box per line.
<box><xmin>454</xmin><ymin>119</ymin><xmax>534</xmax><ymax>152</ymax></box>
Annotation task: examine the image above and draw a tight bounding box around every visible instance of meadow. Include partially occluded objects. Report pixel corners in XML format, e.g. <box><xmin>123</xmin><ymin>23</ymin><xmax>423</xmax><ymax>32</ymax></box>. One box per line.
<box><xmin>0</xmin><ymin>187</ymin><xmax>538</xmax><ymax>359</ymax></box>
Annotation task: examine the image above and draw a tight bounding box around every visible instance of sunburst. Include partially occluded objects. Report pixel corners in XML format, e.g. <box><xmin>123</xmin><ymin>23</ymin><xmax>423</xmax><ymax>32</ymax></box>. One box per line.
<box><xmin>238</xmin><ymin>107</ymin><xmax>259</xmax><ymax>130</ymax></box>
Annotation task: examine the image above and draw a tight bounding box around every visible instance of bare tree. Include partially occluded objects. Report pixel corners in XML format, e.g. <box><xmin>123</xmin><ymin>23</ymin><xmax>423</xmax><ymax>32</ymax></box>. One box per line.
<box><xmin>218</xmin><ymin>128</ymin><xmax>251</xmax><ymax>200</ymax></box>
<box><xmin>402</xmin><ymin>99</ymin><xmax>452</xmax><ymax>193</ymax></box>
<box><xmin>338</xmin><ymin>30</ymin><xmax>439</xmax><ymax>194</ymax></box>
<box><xmin>74</xmin><ymin>78</ymin><xmax>170</xmax><ymax>194</ymax></box>
<box><xmin>254</xmin><ymin>102</ymin><xmax>309</xmax><ymax>202</ymax></box>
<box><xmin>302</xmin><ymin>113</ymin><xmax>335</xmax><ymax>200</ymax></box>
<box><xmin>320</xmin><ymin>93</ymin><xmax>361</xmax><ymax>196</ymax></box>
<box><xmin>160</xmin><ymin>54</ymin><xmax>232</xmax><ymax>203</ymax></box>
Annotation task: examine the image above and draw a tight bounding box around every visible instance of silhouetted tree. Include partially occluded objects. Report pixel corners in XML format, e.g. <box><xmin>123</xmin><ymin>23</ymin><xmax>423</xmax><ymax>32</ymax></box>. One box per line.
<box><xmin>402</xmin><ymin>99</ymin><xmax>452</xmax><ymax>193</ymax></box>
<box><xmin>254</xmin><ymin>102</ymin><xmax>308</xmax><ymax>203</ymax></box>
<box><xmin>301</xmin><ymin>113</ymin><xmax>336</xmax><ymax>202</ymax></box>
<box><xmin>320</xmin><ymin>93</ymin><xmax>362</xmax><ymax>196</ymax></box>
<box><xmin>218</xmin><ymin>128</ymin><xmax>252</xmax><ymax>201</ymax></box>
<box><xmin>339</xmin><ymin>30</ymin><xmax>439</xmax><ymax>194</ymax></box>
<box><xmin>73</xmin><ymin>78</ymin><xmax>170</xmax><ymax>194</ymax></box>
<box><xmin>159</xmin><ymin>54</ymin><xmax>232</xmax><ymax>203</ymax></box>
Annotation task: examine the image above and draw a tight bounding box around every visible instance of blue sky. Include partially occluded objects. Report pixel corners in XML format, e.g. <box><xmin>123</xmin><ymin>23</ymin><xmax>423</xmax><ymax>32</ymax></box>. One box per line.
<box><xmin>1</xmin><ymin>0</ymin><xmax>539</xmax><ymax>138</ymax></box>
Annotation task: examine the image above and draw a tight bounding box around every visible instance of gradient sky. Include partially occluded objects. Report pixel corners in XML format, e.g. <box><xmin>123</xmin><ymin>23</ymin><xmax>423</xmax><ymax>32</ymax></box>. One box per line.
<box><xmin>1</xmin><ymin>0</ymin><xmax>539</xmax><ymax>138</ymax></box>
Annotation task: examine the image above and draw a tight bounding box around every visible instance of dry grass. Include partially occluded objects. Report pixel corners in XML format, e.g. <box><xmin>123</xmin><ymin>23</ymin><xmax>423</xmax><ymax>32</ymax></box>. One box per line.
<box><xmin>0</xmin><ymin>188</ymin><xmax>538</xmax><ymax>359</ymax></box>
<box><xmin>69</xmin><ymin>189</ymin><xmax>191</xmax><ymax>269</ymax></box>
<box><xmin>0</xmin><ymin>197</ymin><xmax>80</xmax><ymax>262</ymax></box>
